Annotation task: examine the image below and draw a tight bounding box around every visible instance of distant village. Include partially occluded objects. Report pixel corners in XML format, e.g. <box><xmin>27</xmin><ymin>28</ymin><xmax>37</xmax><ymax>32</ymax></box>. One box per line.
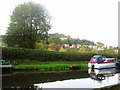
<box><xmin>64</xmin><ymin>44</ymin><xmax>118</xmax><ymax>52</ymax></box>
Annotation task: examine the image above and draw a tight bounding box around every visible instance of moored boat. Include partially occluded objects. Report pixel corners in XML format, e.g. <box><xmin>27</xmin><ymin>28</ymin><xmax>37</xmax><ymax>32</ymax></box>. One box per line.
<box><xmin>88</xmin><ymin>68</ymin><xmax>116</xmax><ymax>81</ymax></box>
<box><xmin>88</xmin><ymin>55</ymin><xmax>117</xmax><ymax>69</ymax></box>
<box><xmin>0</xmin><ymin>60</ymin><xmax>13</xmax><ymax>72</ymax></box>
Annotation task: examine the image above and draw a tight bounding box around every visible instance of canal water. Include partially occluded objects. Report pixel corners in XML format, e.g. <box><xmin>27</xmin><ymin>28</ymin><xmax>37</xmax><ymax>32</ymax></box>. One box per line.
<box><xmin>2</xmin><ymin>68</ymin><xmax>120</xmax><ymax>89</ymax></box>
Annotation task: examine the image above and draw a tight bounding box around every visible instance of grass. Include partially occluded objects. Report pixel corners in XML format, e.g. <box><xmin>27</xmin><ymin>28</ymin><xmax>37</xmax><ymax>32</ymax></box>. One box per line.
<box><xmin>12</xmin><ymin>60</ymin><xmax>88</xmax><ymax>70</ymax></box>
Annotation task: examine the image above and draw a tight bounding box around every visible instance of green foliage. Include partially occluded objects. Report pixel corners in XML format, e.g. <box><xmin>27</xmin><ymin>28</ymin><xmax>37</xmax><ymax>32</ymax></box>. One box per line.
<box><xmin>0</xmin><ymin>35</ymin><xmax>6</xmax><ymax>47</ymax></box>
<box><xmin>48</xmin><ymin>36</ymin><xmax>62</xmax><ymax>51</ymax></box>
<box><xmin>62</xmin><ymin>38</ymin><xmax>95</xmax><ymax>46</ymax></box>
<box><xmin>97</xmin><ymin>49</ymin><xmax>116</xmax><ymax>54</ymax></box>
<box><xmin>96</xmin><ymin>42</ymin><xmax>104</xmax><ymax>46</ymax></box>
<box><xmin>65</xmin><ymin>48</ymin><xmax>79</xmax><ymax>53</ymax></box>
<box><xmin>79</xmin><ymin>47</ymin><xmax>92</xmax><ymax>53</ymax></box>
<box><xmin>49</xmin><ymin>33</ymin><xmax>70</xmax><ymax>38</ymax></box>
<box><xmin>49</xmin><ymin>33</ymin><xmax>96</xmax><ymax>46</ymax></box>
<box><xmin>49</xmin><ymin>36</ymin><xmax>62</xmax><ymax>44</ymax></box>
<box><xmin>59</xmin><ymin>47</ymin><xmax>66</xmax><ymax>52</ymax></box>
<box><xmin>35</xmin><ymin>42</ymin><xmax>45</xmax><ymax>50</ymax></box>
<box><xmin>2</xmin><ymin>47</ymin><xmax>118</xmax><ymax>62</ymax></box>
<box><xmin>3</xmin><ymin>2</ymin><xmax>51</xmax><ymax>49</ymax></box>
<box><xmin>48</xmin><ymin>43</ymin><xmax>61</xmax><ymax>52</ymax></box>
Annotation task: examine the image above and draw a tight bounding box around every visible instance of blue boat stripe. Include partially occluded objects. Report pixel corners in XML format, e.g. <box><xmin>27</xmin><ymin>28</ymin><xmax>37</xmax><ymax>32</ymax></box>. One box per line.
<box><xmin>94</xmin><ymin>67</ymin><xmax>115</xmax><ymax>70</ymax></box>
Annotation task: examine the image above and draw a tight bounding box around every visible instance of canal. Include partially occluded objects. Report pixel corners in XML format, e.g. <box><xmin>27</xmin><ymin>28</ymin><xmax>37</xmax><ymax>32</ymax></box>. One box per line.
<box><xmin>2</xmin><ymin>68</ymin><xmax>120</xmax><ymax>89</ymax></box>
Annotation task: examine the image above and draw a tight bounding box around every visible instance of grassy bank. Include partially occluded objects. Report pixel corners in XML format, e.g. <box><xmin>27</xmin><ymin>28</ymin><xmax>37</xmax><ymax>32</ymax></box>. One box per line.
<box><xmin>3</xmin><ymin>47</ymin><xmax>117</xmax><ymax>71</ymax></box>
<box><xmin>12</xmin><ymin>60</ymin><xmax>88</xmax><ymax>70</ymax></box>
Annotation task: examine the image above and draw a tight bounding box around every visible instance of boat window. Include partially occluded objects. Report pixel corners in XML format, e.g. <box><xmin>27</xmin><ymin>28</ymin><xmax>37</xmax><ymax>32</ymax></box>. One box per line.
<box><xmin>90</xmin><ymin>57</ymin><xmax>97</xmax><ymax>62</ymax></box>
<box><xmin>98</xmin><ymin>57</ymin><xmax>105</xmax><ymax>63</ymax></box>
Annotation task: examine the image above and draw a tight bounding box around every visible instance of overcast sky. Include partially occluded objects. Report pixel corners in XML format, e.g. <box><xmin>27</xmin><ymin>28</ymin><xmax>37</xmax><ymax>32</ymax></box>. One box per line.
<box><xmin>0</xmin><ymin>0</ymin><xmax>119</xmax><ymax>46</ymax></box>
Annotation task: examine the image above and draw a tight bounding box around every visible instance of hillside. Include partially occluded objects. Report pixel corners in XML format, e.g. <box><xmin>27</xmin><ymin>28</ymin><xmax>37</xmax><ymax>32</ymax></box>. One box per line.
<box><xmin>49</xmin><ymin>33</ymin><xmax>104</xmax><ymax>46</ymax></box>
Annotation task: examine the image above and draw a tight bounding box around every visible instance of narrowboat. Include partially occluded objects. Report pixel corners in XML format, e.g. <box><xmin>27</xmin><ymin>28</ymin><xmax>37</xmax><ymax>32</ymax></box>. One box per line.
<box><xmin>88</xmin><ymin>55</ymin><xmax>116</xmax><ymax>69</ymax></box>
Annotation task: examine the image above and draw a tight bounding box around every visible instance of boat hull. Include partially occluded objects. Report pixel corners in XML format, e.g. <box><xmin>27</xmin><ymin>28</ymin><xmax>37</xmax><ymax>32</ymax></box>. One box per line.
<box><xmin>88</xmin><ymin>62</ymin><xmax>116</xmax><ymax>69</ymax></box>
<box><xmin>88</xmin><ymin>68</ymin><xmax>116</xmax><ymax>75</ymax></box>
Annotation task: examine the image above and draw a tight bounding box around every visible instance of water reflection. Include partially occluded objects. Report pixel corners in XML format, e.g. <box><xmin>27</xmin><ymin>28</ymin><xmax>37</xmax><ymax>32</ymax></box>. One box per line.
<box><xmin>88</xmin><ymin>68</ymin><xmax>116</xmax><ymax>82</ymax></box>
<box><xmin>2</xmin><ymin>68</ymin><xmax>120</xmax><ymax>89</ymax></box>
<box><xmin>2</xmin><ymin>70</ymin><xmax>88</xmax><ymax>88</ymax></box>
<box><xmin>34</xmin><ymin>68</ymin><xmax>119</xmax><ymax>89</ymax></box>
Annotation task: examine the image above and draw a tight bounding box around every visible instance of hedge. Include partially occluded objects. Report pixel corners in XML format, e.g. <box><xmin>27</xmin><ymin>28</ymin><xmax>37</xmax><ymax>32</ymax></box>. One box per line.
<box><xmin>2</xmin><ymin>47</ymin><xmax>118</xmax><ymax>61</ymax></box>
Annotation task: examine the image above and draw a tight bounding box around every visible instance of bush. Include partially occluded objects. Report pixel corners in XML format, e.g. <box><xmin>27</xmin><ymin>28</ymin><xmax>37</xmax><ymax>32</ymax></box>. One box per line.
<box><xmin>2</xmin><ymin>47</ymin><xmax>118</xmax><ymax>61</ymax></box>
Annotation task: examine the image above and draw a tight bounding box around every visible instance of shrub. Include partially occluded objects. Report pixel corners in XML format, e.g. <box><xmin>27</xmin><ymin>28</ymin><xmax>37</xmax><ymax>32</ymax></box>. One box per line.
<box><xmin>2</xmin><ymin>47</ymin><xmax>118</xmax><ymax>61</ymax></box>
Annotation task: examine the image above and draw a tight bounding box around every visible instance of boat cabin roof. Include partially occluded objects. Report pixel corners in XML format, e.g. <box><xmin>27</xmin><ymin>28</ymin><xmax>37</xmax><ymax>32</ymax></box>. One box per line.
<box><xmin>93</xmin><ymin>55</ymin><xmax>106</xmax><ymax>58</ymax></box>
<box><xmin>90</xmin><ymin>55</ymin><xmax>106</xmax><ymax>63</ymax></box>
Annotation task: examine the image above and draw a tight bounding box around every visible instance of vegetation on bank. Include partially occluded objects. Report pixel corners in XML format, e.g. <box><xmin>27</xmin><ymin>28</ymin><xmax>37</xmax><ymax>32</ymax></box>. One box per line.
<box><xmin>12</xmin><ymin>60</ymin><xmax>88</xmax><ymax>70</ymax></box>
<box><xmin>2</xmin><ymin>47</ymin><xmax>118</xmax><ymax>62</ymax></box>
<box><xmin>2</xmin><ymin>47</ymin><xmax>118</xmax><ymax>70</ymax></box>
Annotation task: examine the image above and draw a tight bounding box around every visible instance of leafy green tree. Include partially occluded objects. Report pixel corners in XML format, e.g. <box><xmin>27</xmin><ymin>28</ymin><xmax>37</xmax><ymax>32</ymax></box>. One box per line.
<box><xmin>96</xmin><ymin>42</ymin><xmax>104</xmax><ymax>47</ymax></box>
<box><xmin>4</xmin><ymin>2</ymin><xmax>51</xmax><ymax>49</ymax></box>
<box><xmin>49</xmin><ymin>33</ymin><xmax>70</xmax><ymax>38</ymax></box>
<box><xmin>49</xmin><ymin>36</ymin><xmax>61</xmax><ymax>44</ymax></box>
<box><xmin>65</xmin><ymin>39</ymin><xmax>72</xmax><ymax>46</ymax></box>
<box><xmin>59</xmin><ymin>47</ymin><xmax>66</xmax><ymax>52</ymax></box>
<box><xmin>48</xmin><ymin>43</ymin><xmax>61</xmax><ymax>52</ymax></box>
<box><xmin>35</xmin><ymin>42</ymin><xmax>45</xmax><ymax>50</ymax></box>
<box><xmin>48</xmin><ymin>36</ymin><xmax>62</xmax><ymax>51</ymax></box>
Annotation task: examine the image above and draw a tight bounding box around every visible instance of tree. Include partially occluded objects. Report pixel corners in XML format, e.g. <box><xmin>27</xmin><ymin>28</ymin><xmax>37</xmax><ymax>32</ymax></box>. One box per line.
<box><xmin>4</xmin><ymin>2</ymin><xmax>51</xmax><ymax>49</ymax></box>
<box><xmin>49</xmin><ymin>33</ymin><xmax>71</xmax><ymax>38</ymax></box>
<box><xmin>96</xmin><ymin>42</ymin><xmax>104</xmax><ymax>47</ymax></box>
<box><xmin>49</xmin><ymin>36</ymin><xmax>61</xmax><ymax>44</ymax></box>
<box><xmin>48</xmin><ymin>43</ymin><xmax>61</xmax><ymax>52</ymax></box>
<box><xmin>48</xmin><ymin>36</ymin><xmax>62</xmax><ymax>52</ymax></box>
<box><xmin>35</xmin><ymin>42</ymin><xmax>45</xmax><ymax>50</ymax></box>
